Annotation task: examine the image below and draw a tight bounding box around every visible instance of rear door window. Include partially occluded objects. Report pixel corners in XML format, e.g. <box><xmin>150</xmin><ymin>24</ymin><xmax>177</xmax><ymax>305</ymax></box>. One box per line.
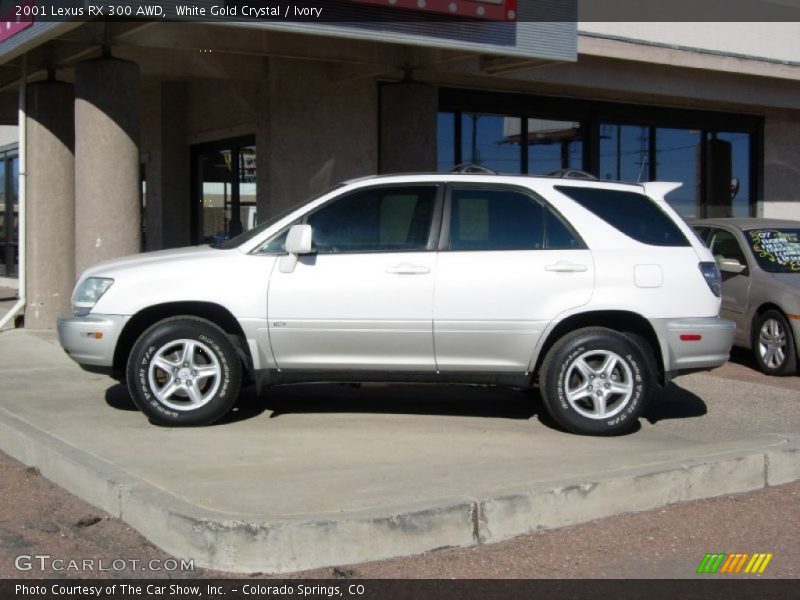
<box><xmin>448</xmin><ymin>186</ymin><xmax>582</xmax><ymax>251</ymax></box>
<box><xmin>555</xmin><ymin>186</ymin><xmax>690</xmax><ymax>247</ymax></box>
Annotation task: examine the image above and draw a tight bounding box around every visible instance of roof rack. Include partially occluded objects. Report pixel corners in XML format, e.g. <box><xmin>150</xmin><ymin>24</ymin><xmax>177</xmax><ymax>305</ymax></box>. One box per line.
<box><xmin>545</xmin><ymin>169</ymin><xmax>597</xmax><ymax>181</ymax></box>
<box><xmin>451</xmin><ymin>163</ymin><xmax>499</xmax><ymax>175</ymax></box>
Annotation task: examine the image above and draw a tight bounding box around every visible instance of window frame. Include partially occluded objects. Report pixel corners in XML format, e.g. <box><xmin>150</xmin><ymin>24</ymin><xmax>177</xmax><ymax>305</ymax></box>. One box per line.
<box><xmin>439</xmin><ymin>183</ymin><xmax>586</xmax><ymax>253</ymax></box>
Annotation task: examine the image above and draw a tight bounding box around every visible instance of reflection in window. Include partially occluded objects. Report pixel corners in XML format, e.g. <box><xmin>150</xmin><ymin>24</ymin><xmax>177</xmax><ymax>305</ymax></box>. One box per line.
<box><xmin>437</xmin><ymin>112</ymin><xmax>456</xmax><ymax>172</ymax></box>
<box><xmin>716</xmin><ymin>132</ymin><xmax>750</xmax><ymax>218</ymax></box>
<box><xmin>526</xmin><ymin>119</ymin><xmax>582</xmax><ymax>175</ymax></box>
<box><xmin>437</xmin><ymin>108</ymin><xmax>754</xmax><ymax>219</ymax></box>
<box><xmin>655</xmin><ymin>127</ymin><xmax>702</xmax><ymax>218</ymax></box>
<box><xmin>461</xmin><ymin>113</ymin><xmax>522</xmax><ymax>173</ymax></box>
<box><xmin>239</xmin><ymin>145</ymin><xmax>257</xmax><ymax>231</ymax></box>
<box><xmin>599</xmin><ymin>124</ymin><xmax>650</xmax><ymax>183</ymax></box>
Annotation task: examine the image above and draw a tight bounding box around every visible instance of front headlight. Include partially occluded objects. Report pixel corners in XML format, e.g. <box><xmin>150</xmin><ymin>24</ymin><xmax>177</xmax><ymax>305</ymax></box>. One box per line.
<box><xmin>72</xmin><ymin>277</ymin><xmax>114</xmax><ymax>316</ymax></box>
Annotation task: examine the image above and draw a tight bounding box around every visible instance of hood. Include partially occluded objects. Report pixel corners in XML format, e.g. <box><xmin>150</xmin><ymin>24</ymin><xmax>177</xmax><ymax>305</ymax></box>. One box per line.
<box><xmin>770</xmin><ymin>272</ymin><xmax>800</xmax><ymax>292</ymax></box>
<box><xmin>80</xmin><ymin>245</ymin><xmax>233</xmax><ymax>279</ymax></box>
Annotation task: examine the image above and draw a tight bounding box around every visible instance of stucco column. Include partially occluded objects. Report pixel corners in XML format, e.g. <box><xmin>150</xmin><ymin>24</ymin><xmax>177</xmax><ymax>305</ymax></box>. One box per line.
<box><xmin>25</xmin><ymin>80</ymin><xmax>75</xmax><ymax>328</ymax></box>
<box><xmin>74</xmin><ymin>57</ymin><xmax>140</xmax><ymax>273</ymax></box>
<box><xmin>380</xmin><ymin>82</ymin><xmax>438</xmax><ymax>174</ymax></box>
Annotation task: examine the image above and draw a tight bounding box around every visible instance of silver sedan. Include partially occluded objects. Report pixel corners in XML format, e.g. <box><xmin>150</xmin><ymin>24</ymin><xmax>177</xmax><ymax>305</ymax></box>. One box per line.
<box><xmin>692</xmin><ymin>218</ymin><xmax>800</xmax><ymax>375</ymax></box>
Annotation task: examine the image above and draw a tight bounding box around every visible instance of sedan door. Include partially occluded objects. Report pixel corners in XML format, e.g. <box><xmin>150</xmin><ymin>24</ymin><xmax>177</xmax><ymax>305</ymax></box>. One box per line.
<box><xmin>267</xmin><ymin>184</ymin><xmax>442</xmax><ymax>371</ymax></box>
<box><xmin>433</xmin><ymin>185</ymin><xmax>594</xmax><ymax>372</ymax></box>
<box><xmin>707</xmin><ymin>227</ymin><xmax>752</xmax><ymax>343</ymax></box>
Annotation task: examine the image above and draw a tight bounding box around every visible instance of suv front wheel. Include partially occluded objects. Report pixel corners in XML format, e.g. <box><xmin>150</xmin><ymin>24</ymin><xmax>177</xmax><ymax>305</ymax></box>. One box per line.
<box><xmin>126</xmin><ymin>317</ymin><xmax>242</xmax><ymax>426</ymax></box>
<box><xmin>539</xmin><ymin>327</ymin><xmax>654</xmax><ymax>435</ymax></box>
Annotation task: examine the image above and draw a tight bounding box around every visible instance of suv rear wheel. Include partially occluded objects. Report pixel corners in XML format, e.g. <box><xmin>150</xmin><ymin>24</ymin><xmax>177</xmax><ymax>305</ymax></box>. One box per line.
<box><xmin>539</xmin><ymin>327</ymin><xmax>654</xmax><ymax>435</ymax></box>
<box><xmin>126</xmin><ymin>317</ymin><xmax>241</xmax><ymax>426</ymax></box>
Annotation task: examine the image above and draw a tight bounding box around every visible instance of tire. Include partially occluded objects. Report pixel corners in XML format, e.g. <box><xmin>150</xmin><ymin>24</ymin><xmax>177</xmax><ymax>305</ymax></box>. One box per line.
<box><xmin>753</xmin><ymin>310</ymin><xmax>797</xmax><ymax>376</ymax></box>
<box><xmin>126</xmin><ymin>317</ymin><xmax>241</xmax><ymax>426</ymax></box>
<box><xmin>539</xmin><ymin>327</ymin><xmax>655</xmax><ymax>436</ymax></box>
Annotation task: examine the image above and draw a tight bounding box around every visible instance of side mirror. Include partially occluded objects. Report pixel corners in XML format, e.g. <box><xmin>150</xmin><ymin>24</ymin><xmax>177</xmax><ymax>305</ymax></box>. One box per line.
<box><xmin>717</xmin><ymin>257</ymin><xmax>746</xmax><ymax>274</ymax></box>
<box><xmin>279</xmin><ymin>225</ymin><xmax>313</xmax><ymax>273</ymax></box>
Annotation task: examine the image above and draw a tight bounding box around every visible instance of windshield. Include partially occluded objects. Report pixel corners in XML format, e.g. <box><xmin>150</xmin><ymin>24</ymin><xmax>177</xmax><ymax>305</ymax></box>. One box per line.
<box><xmin>214</xmin><ymin>184</ymin><xmax>345</xmax><ymax>249</ymax></box>
<box><xmin>746</xmin><ymin>228</ymin><xmax>800</xmax><ymax>273</ymax></box>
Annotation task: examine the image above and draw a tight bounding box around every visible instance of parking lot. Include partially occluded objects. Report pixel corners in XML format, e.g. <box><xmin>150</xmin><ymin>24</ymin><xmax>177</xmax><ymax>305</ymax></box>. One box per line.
<box><xmin>0</xmin><ymin>329</ymin><xmax>798</xmax><ymax>574</ymax></box>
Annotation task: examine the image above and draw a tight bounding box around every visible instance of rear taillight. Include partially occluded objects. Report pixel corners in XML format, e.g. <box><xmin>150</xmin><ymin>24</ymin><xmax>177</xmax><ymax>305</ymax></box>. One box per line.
<box><xmin>699</xmin><ymin>262</ymin><xmax>721</xmax><ymax>297</ymax></box>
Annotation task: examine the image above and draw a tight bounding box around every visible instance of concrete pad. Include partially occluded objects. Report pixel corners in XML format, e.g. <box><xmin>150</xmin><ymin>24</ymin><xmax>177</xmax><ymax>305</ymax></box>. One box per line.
<box><xmin>0</xmin><ymin>329</ymin><xmax>799</xmax><ymax>573</ymax></box>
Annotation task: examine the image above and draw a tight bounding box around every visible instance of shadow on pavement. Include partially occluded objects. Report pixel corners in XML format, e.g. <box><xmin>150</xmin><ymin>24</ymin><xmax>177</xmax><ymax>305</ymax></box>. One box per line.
<box><xmin>643</xmin><ymin>381</ymin><xmax>707</xmax><ymax>424</ymax></box>
<box><xmin>105</xmin><ymin>384</ymin><xmax>137</xmax><ymax>411</ymax></box>
<box><xmin>260</xmin><ymin>383</ymin><xmax>539</xmax><ymax>421</ymax></box>
<box><xmin>727</xmin><ymin>346</ymin><xmax>760</xmax><ymax>370</ymax></box>
<box><xmin>105</xmin><ymin>378</ymin><xmax>708</xmax><ymax>430</ymax></box>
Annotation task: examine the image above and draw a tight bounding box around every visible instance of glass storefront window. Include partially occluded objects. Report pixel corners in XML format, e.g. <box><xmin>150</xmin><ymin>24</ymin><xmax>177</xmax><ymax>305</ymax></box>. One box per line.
<box><xmin>193</xmin><ymin>137</ymin><xmax>256</xmax><ymax>245</ymax></box>
<box><xmin>527</xmin><ymin>119</ymin><xmax>582</xmax><ymax>175</ymax></box>
<box><xmin>599</xmin><ymin>124</ymin><xmax>650</xmax><ymax>183</ymax></box>
<box><xmin>717</xmin><ymin>132</ymin><xmax>751</xmax><ymax>217</ymax></box>
<box><xmin>239</xmin><ymin>145</ymin><xmax>257</xmax><ymax>231</ymax></box>
<box><xmin>654</xmin><ymin>127</ymin><xmax>702</xmax><ymax>218</ymax></box>
<box><xmin>437</xmin><ymin>112</ymin><xmax>456</xmax><ymax>172</ymax></box>
<box><xmin>437</xmin><ymin>102</ymin><xmax>756</xmax><ymax>219</ymax></box>
<box><xmin>0</xmin><ymin>152</ymin><xmax>19</xmax><ymax>278</ymax></box>
<box><xmin>461</xmin><ymin>113</ymin><xmax>522</xmax><ymax>173</ymax></box>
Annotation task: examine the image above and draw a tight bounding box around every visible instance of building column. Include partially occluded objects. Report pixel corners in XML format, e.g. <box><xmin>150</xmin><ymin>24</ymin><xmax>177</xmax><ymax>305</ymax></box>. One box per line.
<box><xmin>379</xmin><ymin>81</ymin><xmax>438</xmax><ymax>174</ymax></box>
<box><xmin>25</xmin><ymin>80</ymin><xmax>75</xmax><ymax>328</ymax></box>
<box><xmin>74</xmin><ymin>57</ymin><xmax>140</xmax><ymax>274</ymax></box>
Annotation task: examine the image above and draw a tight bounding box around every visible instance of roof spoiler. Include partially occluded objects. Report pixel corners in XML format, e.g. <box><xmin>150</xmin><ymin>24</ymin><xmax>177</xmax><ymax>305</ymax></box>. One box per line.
<box><xmin>641</xmin><ymin>182</ymin><xmax>682</xmax><ymax>200</ymax></box>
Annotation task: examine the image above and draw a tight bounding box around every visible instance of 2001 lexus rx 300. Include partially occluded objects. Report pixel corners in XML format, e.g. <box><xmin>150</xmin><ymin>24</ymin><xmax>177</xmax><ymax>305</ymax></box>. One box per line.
<box><xmin>58</xmin><ymin>172</ymin><xmax>735</xmax><ymax>435</ymax></box>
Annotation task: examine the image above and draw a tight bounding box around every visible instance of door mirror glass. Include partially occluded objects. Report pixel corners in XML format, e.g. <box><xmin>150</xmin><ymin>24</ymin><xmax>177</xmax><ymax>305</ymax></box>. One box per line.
<box><xmin>717</xmin><ymin>257</ymin><xmax>746</xmax><ymax>274</ymax></box>
<box><xmin>285</xmin><ymin>224</ymin><xmax>313</xmax><ymax>255</ymax></box>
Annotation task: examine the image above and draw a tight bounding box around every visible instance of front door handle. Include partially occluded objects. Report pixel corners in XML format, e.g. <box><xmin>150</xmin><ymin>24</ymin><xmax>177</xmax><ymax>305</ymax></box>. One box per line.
<box><xmin>387</xmin><ymin>264</ymin><xmax>431</xmax><ymax>275</ymax></box>
<box><xmin>545</xmin><ymin>261</ymin><xmax>588</xmax><ymax>273</ymax></box>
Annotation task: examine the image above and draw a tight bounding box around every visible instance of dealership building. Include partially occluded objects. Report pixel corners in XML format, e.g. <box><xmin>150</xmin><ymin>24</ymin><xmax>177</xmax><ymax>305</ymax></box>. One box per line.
<box><xmin>0</xmin><ymin>1</ymin><xmax>798</xmax><ymax>329</ymax></box>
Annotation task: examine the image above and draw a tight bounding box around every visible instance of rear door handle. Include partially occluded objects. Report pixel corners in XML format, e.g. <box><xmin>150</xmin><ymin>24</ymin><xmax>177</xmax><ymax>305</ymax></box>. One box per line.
<box><xmin>387</xmin><ymin>264</ymin><xmax>431</xmax><ymax>275</ymax></box>
<box><xmin>545</xmin><ymin>261</ymin><xmax>588</xmax><ymax>273</ymax></box>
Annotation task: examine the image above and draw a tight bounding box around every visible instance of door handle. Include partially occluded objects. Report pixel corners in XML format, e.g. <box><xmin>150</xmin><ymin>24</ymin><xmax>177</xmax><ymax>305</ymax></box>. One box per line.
<box><xmin>386</xmin><ymin>264</ymin><xmax>431</xmax><ymax>275</ymax></box>
<box><xmin>545</xmin><ymin>261</ymin><xmax>588</xmax><ymax>273</ymax></box>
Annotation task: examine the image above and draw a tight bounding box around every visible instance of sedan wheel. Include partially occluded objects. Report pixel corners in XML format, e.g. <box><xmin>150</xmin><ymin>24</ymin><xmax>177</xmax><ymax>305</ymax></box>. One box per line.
<box><xmin>754</xmin><ymin>310</ymin><xmax>797</xmax><ymax>376</ymax></box>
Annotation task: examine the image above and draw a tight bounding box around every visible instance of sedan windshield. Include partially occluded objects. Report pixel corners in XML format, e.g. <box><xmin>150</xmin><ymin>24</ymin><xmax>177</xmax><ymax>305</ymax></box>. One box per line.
<box><xmin>746</xmin><ymin>228</ymin><xmax>800</xmax><ymax>273</ymax></box>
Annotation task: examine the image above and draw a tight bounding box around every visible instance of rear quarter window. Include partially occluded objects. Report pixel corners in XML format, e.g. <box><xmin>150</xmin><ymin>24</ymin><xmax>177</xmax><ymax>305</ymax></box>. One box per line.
<box><xmin>555</xmin><ymin>186</ymin><xmax>690</xmax><ymax>247</ymax></box>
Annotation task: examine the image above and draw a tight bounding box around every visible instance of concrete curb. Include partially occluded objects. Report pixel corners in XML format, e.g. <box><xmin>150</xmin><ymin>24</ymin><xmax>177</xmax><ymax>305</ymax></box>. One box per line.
<box><xmin>1</xmin><ymin>406</ymin><xmax>798</xmax><ymax>574</ymax></box>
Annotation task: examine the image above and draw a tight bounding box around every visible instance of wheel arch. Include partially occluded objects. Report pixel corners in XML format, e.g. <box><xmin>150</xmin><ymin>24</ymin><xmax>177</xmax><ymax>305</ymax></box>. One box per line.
<box><xmin>113</xmin><ymin>302</ymin><xmax>254</xmax><ymax>380</ymax></box>
<box><xmin>532</xmin><ymin>310</ymin><xmax>665</xmax><ymax>385</ymax></box>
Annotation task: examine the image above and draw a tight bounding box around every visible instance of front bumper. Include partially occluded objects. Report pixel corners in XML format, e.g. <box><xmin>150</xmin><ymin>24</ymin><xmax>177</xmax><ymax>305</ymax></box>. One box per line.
<box><xmin>57</xmin><ymin>313</ymin><xmax>128</xmax><ymax>368</ymax></box>
<box><xmin>651</xmin><ymin>316</ymin><xmax>736</xmax><ymax>373</ymax></box>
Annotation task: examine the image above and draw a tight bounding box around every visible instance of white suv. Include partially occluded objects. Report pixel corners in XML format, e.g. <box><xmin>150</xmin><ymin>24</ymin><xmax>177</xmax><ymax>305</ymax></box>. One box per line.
<box><xmin>58</xmin><ymin>173</ymin><xmax>735</xmax><ymax>435</ymax></box>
